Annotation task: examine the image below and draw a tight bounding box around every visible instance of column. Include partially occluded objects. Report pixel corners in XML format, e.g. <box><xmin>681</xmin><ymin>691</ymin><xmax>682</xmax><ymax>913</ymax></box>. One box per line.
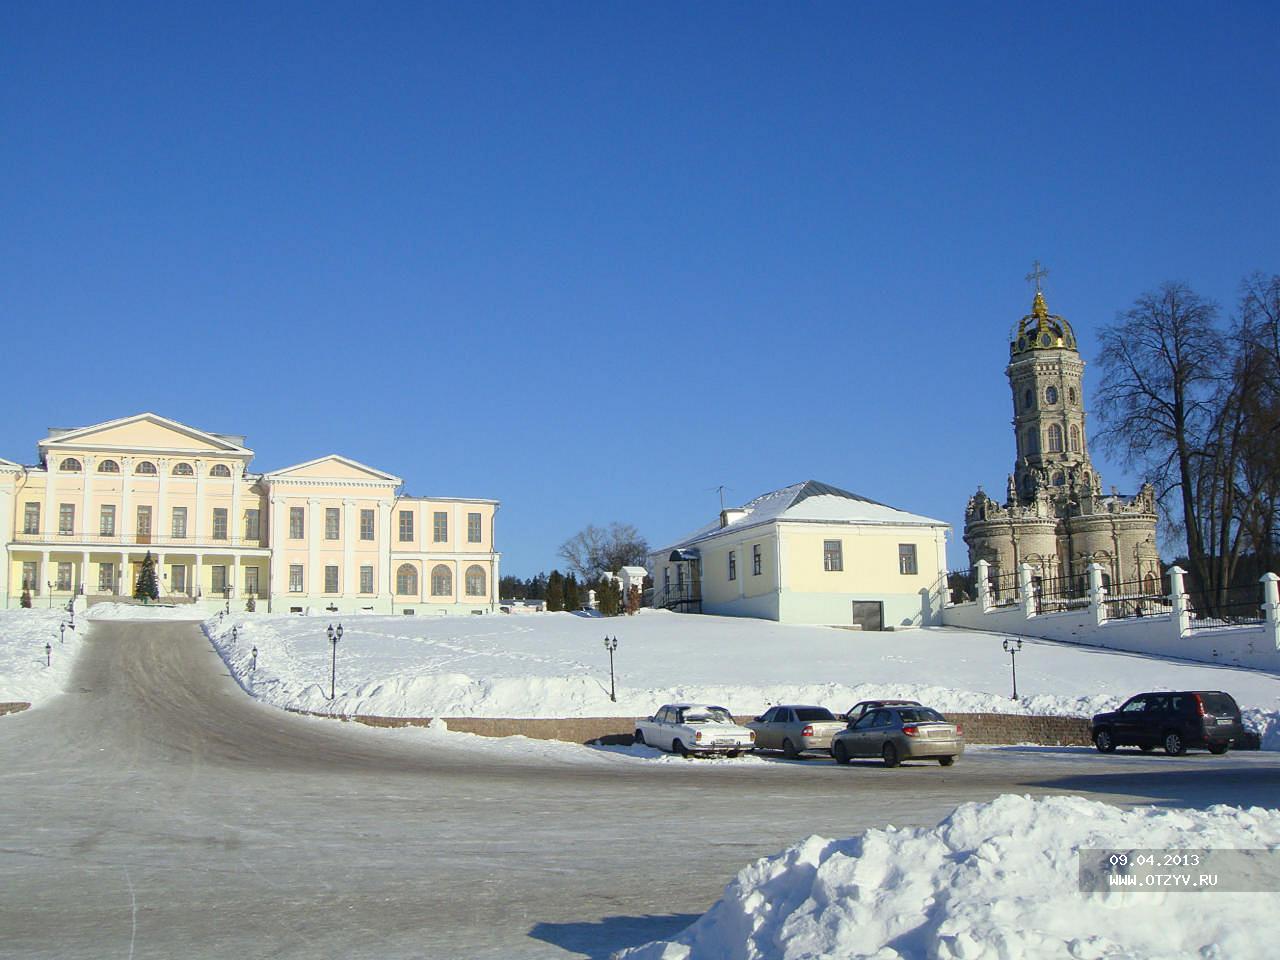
<box><xmin>194</xmin><ymin>553</ymin><xmax>204</xmax><ymax>601</ymax></box>
<box><xmin>43</xmin><ymin>467</ymin><xmax>56</xmax><ymax>537</ymax></box>
<box><xmin>1088</xmin><ymin>562</ymin><xmax>1107</xmax><ymax>627</ymax></box>
<box><xmin>80</xmin><ymin>455</ymin><xmax>96</xmax><ymax>538</ymax></box>
<box><xmin>231</xmin><ymin>465</ymin><xmax>243</xmax><ymax>544</ymax></box>
<box><xmin>490</xmin><ymin>553</ymin><xmax>500</xmax><ymax>610</ymax></box>
<box><xmin>307</xmin><ymin>497</ymin><xmax>321</xmax><ymax>599</ymax></box>
<box><xmin>1018</xmin><ymin>562</ymin><xmax>1036</xmax><ymax>618</ymax></box>
<box><xmin>39</xmin><ymin>550</ymin><xmax>49</xmax><ymax>598</ymax></box>
<box><xmin>193</xmin><ymin>459</ymin><xmax>205</xmax><ymax>541</ymax></box>
<box><xmin>453</xmin><ymin>558</ymin><xmax>460</xmax><ymax>608</ymax></box>
<box><xmin>1168</xmin><ymin>566</ymin><xmax>1192</xmax><ymax>637</ymax></box>
<box><xmin>377</xmin><ymin>500</ymin><xmax>391</xmax><ymax>600</ymax></box>
<box><xmin>342</xmin><ymin>499</ymin><xmax>355</xmax><ymax>599</ymax></box>
<box><xmin>155</xmin><ymin>552</ymin><xmax>165</xmax><ymax>597</ymax></box>
<box><xmin>975</xmin><ymin>559</ymin><xmax>991</xmax><ymax>612</ymax></box>
<box><xmin>157</xmin><ymin>457</ymin><xmax>169</xmax><ymax>544</ymax></box>
<box><xmin>229</xmin><ymin>553</ymin><xmax>238</xmax><ymax>600</ymax></box>
<box><xmin>119</xmin><ymin>552</ymin><xmax>128</xmax><ymax>596</ymax></box>
<box><xmin>1261</xmin><ymin>573</ymin><xmax>1279</xmax><ymax>651</ymax></box>
<box><xmin>267</xmin><ymin>492</ymin><xmax>281</xmax><ymax>606</ymax></box>
<box><xmin>80</xmin><ymin>550</ymin><xmax>90</xmax><ymax>597</ymax></box>
<box><xmin>121</xmin><ymin>456</ymin><xmax>133</xmax><ymax>540</ymax></box>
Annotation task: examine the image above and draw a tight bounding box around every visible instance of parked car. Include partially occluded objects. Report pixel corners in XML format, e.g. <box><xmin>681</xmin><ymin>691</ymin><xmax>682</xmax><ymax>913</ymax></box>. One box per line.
<box><xmin>831</xmin><ymin>705</ymin><xmax>964</xmax><ymax>767</ymax></box>
<box><xmin>1090</xmin><ymin>691</ymin><xmax>1243</xmax><ymax>756</ymax></box>
<box><xmin>842</xmin><ymin>699</ymin><xmax>922</xmax><ymax>723</ymax></box>
<box><xmin>634</xmin><ymin>704</ymin><xmax>756</xmax><ymax>757</ymax></box>
<box><xmin>746</xmin><ymin>705</ymin><xmax>846</xmax><ymax>757</ymax></box>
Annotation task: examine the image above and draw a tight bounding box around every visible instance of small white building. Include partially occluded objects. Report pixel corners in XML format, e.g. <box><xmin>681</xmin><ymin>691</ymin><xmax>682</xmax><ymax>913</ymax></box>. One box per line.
<box><xmin>618</xmin><ymin>565</ymin><xmax>647</xmax><ymax>599</ymax></box>
<box><xmin>649</xmin><ymin>480</ymin><xmax>949</xmax><ymax>629</ymax></box>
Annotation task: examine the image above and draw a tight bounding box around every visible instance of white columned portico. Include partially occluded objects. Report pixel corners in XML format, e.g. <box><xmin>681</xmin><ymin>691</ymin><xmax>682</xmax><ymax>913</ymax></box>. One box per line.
<box><xmin>307</xmin><ymin>497</ymin><xmax>321</xmax><ymax>598</ymax></box>
<box><xmin>342</xmin><ymin>498</ymin><xmax>355</xmax><ymax>600</ymax></box>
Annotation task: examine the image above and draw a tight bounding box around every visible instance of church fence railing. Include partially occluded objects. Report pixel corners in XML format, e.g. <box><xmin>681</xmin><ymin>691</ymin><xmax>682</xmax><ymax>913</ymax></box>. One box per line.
<box><xmin>1032</xmin><ymin>572</ymin><xmax>1089</xmax><ymax>615</ymax></box>
<box><xmin>987</xmin><ymin>570</ymin><xmax>1021</xmax><ymax>607</ymax></box>
<box><xmin>1103</xmin><ymin>574</ymin><xmax>1173</xmax><ymax>621</ymax></box>
<box><xmin>945</xmin><ymin>568</ymin><xmax>977</xmax><ymax>606</ymax></box>
<box><xmin>1187</xmin><ymin>584</ymin><xmax>1266</xmax><ymax>631</ymax></box>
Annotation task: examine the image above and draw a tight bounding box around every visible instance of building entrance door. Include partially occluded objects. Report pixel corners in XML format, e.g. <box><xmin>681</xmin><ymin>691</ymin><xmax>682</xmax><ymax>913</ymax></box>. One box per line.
<box><xmin>851</xmin><ymin>601</ymin><xmax>884</xmax><ymax>631</ymax></box>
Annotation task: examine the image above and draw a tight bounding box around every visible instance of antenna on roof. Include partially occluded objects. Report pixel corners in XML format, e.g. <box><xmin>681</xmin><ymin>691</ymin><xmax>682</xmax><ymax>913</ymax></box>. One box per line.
<box><xmin>711</xmin><ymin>484</ymin><xmax>728</xmax><ymax>511</ymax></box>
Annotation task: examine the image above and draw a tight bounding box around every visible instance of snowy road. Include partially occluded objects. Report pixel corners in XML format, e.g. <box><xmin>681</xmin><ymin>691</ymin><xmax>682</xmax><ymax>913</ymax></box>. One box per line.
<box><xmin>2</xmin><ymin>621</ymin><xmax>1278</xmax><ymax>960</ymax></box>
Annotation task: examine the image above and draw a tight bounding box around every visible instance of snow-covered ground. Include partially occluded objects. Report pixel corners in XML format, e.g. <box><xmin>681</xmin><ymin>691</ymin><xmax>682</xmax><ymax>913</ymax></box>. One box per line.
<box><xmin>616</xmin><ymin>793</ymin><xmax>1280</xmax><ymax>960</ymax></box>
<box><xmin>202</xmin><ymin>609</ymin><xmax>1280</xmax><ymax>740</ymax></box>
<box><xmin>0</xmin><ymin>608</ymin><xmax>85</xmax><ymax>705</ymax></box>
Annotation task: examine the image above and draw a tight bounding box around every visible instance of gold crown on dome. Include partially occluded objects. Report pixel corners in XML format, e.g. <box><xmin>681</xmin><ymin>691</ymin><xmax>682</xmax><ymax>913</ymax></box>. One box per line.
<box><xmin>1010</xmin><ymin>290</ymin><xmax>1076</xmax><ymax>354</ymax></box>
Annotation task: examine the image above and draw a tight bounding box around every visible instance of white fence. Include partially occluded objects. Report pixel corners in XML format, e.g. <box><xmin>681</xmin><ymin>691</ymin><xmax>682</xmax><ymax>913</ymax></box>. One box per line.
<box><xmin>942</xmin><ymin>562</ymin><xmax>1280</xmax><ymax>671</ymax></box>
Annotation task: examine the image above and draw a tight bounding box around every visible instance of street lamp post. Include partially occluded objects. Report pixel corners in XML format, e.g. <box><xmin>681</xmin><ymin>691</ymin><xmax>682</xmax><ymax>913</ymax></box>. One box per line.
<box><xmin>44</xmin><ymin>642</ymin><xmax>51</xmax><ymax>667</ymax></box>
<box><xmin>59</xmin><ymin>623</ymin><xmax>66</xmax><ymax>645</ymax></box>
<box><xmin>327</xmin><ymin>623</ymin><xmax>343</xmax><ymax>700</ymax></box>
<box><xmin>66</xmin><ymin>598</ymin><xmax>75</xmax><ymax>630</ymax></box>
<box><xmin>250</xmin><ymin>645</ymin><xmax>258</xmax><ymax>672</ymax></box>
<box><xmin>1002</xmin><ymin>637</ymin><xmax>1023</xmax><ymax>700</ymax></box>
<box><xmin>47</xmin><ymin>582</ymin><xmax>53</xmax><ymax>609</ymax></box>
<box><xmin>603</xmin><ymin>635</ymin><xmax>618</xmax><ymax>703</ymax></box>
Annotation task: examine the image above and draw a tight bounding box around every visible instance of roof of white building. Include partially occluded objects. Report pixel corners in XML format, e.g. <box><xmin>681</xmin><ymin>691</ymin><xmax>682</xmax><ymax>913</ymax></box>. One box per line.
<box><xmin>661</xmin><ymin>480</ymin><xmax>948</xmax><ymax>553</ymax></box>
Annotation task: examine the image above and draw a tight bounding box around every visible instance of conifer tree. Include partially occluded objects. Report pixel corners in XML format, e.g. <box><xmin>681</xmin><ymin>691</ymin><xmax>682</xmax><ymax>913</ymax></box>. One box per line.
<box><xmin>20</xmin><ymin>588</ymin><xmax>32</xmax><ymax>609</ymax></box>
<box><xmin>545</xmin><ymin>570</ymin><xmax>565</xmax><ymax>612</ymax></box>
<box><xmin>564</xmin><ymin>573</ymin><xmax>581</xmax><ymax>611</ymax></box>
<box><xmin>134</xmin><ymin>550</ymin><xmax>160</xmax><ymax>603</ymax></box>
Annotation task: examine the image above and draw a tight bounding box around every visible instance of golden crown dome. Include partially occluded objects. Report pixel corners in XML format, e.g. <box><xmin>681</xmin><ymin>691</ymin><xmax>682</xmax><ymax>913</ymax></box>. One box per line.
<box><xmin>1010</xmin><ymin>290</ymin><xmax>1076</xmax><ymax>355</ymax></box>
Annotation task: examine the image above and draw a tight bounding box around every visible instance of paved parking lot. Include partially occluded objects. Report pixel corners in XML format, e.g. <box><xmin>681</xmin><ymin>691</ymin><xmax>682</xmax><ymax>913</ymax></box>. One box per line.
<box><xmin>2</xmin><ymin>621</ymin><xmax>1277</xmax><ymax>959</ymax></box>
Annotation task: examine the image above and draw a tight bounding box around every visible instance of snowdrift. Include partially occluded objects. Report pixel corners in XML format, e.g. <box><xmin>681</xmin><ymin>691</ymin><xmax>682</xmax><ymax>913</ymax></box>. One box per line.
<box><xmin>616</xmin><ymin>793</ymin><xmax>1280</xmax><ymax>960</ymax></box>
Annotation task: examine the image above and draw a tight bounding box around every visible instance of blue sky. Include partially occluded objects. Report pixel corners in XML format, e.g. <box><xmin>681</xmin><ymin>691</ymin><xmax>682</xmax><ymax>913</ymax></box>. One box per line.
<box><xmin>3</xmin><ymin>3</ymin><xmax>1277</xmax><ymax>576</ymax></box>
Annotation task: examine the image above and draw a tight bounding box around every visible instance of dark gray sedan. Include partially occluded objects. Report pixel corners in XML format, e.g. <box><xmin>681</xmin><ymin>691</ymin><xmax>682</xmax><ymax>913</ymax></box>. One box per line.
<box><xmin>831</xmin><ymin>705</ymin><xmax>964</xmax><ymax>767</ymax></box>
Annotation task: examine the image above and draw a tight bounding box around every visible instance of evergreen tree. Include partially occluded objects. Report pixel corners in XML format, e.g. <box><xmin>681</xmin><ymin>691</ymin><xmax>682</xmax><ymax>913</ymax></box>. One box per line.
<box><xmin>625</xmin><ymin>584</ymin><xmax>642</xmax><ymax>615</ymax></box>
<box><xmin>134</xmin><ymin>550</ymin><xmax>160</xmax><ymax>603</ymax></box>
<box><xmin>245</xmin><ymin>595</ymin><xmax>256</xmax><ymax>613</ymax></box>
<box><xmin>597</xmin><ymin>576</ymin><xmax>622</xmax><ymax>616</ymax></box>
<box><xmin>545</xmin><ymin>570</ymin><xmax>565</xmax><ymax>612</ymax></box>
<box><xmin>20</xmin><ymin>588</ymin><xmax>32</xmax><ymax>609</ymax></box>
<box><xmin>564</xmin><ymin>573</ymin><xmax>581</xmax><ymax>611</ymax></box>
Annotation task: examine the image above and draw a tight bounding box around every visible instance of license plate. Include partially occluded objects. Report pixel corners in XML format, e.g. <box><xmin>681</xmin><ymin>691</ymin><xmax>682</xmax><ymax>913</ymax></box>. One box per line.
<box><xmin>714</xmin><ymin>739</ymin><xmax>737</xmax><ymax>746</ymax></box>
<box><xmin>1214</xmin><ymin>718</ymin><xmax>1231</xmax><ymax>725</ymax></box>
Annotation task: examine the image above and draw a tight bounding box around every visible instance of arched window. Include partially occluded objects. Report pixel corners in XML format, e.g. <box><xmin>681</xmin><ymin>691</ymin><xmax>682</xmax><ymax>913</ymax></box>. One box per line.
<box><xmin>1023</xmin><ymin>388</ymin><xmax>1034</xmax><ymax>410</ymax></box>
<box><xmin>210</xmin><ymin>464</ymin><xmax>231</xmax><ymax>478</ymax></box>
<box><xmin>396</xmin><ymin>563</ymin><xmax>418</xmax><ymax>596</ymax></box>
<box><xmin>431</xmin><ymin>564</ymin><xmax>452</xmax><ymax>597</ymax></box>
<box><xmin>1069</xmin><ymin>387</ymin><xmax>1078</xmax><ymax>405</ymax></box>
<box><xmin>135</xmin><ymin>461</ymin><xmax>157</xmax><ymax>475</ymax></box>
<box><xmin>98</xmin><ymin>459</ymin><xmax>120</xmax><ymax>473</ymax></box>
<box><xmin>1045</xmin><ymin>385</ymin><xmax>1058</xmax><ymax>404</ymax></box>
<box><xmin>59</xmin><ymin>457</ymin><xmax>82</xmax><ymax>472</ymax></box>
<box><xmin>1069</xmin><ymin>424</ymin><xmax>1081</xmax><ymax>453</ymax></box>
<box><xmin>465</xmin><ymin>565</ymin><xmax>487</xmax><ymax>597</ymax></box>
<box><xmin>172</xmin><ymin>462</ymin><xmax>194</xmax><ymax>476</ymax></box>
<box><xmin>1047</xmin><ymin>423</ymin><xmax>1064</xmax><ymax>453</ymax></box>
<box><xmin>1025</xmin><ymin>429</ymin><xmax>1040</xmax><ymax>455</ymax></box>
<box><xmin>1101</xmin><ymin>572</ymin><xmax>1112</xmax><ymax>592</ymax></box>
<box><xmin>1144</xmin><ymin>572</ymin><xmax>1157</xmax><ymax>595</ymax></box>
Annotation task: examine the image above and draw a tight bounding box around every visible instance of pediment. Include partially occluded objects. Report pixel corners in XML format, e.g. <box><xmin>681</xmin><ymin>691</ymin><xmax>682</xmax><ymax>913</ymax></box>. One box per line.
<box><xmin>39</xmin><ymin>413</ymin><xmax>253</xmax><ymax>456</ymax></box>
<box><xmin>267</xmin><ymin>454</ymin><xmax>401</xmax><ymax>485</ymax></box>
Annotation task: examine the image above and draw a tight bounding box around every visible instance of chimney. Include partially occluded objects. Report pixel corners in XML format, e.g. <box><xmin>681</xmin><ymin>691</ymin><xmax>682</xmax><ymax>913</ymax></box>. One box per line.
<box><xmin>720</xmin><ymin>508</ymin><xmax>747</xmax><ymax>528</ymax></box>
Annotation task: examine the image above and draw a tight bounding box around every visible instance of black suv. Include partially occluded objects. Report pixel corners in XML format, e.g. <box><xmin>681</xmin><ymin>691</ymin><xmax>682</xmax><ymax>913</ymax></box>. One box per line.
<box><xmin>1091</xmin><ymin>691</ymin><xmax>1243</xmax><ymax>756</ymax></box>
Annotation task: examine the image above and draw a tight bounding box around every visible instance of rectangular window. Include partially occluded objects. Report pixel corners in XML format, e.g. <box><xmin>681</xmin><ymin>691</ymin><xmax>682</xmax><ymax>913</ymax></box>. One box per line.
<box><xmin>98</xmin><ymin>562</ymin><xmax>114</xmax><ymax>593</ymax></box>
<box><xmin>433</xmin><ymin>511</ymin><xmax>447</xmax><ymax>542</ymax></box>
<box><xmin>59</xmin><ymin>503</ymin><xmax>75</xmax><ymax>536</ymax></box>
<box><xmin>100</xmin><ymin>504</ymin><xmax>117</xmax><ymax>537</ymax></box>
<box><xmin>211</xmin><ymin>565</ymin><xmax>227</xmax><ymax>594</ymax></box>
<box><xmin>212</xmin><ymin>507</ymin><xmax>228</xmax><ymax>540</ymax></box>
<box><xmin>289</xmin><ymin>564</ymin><xmax>304</xmax><ymax>593</ymax></box>
<box><xmin>22</xmin><ymin>502</ymin><xmax>39</xmax><ymax>535</ymax></box>
<box><xmin>172</xmin><ymin>506</ymin><xmax>187</xmax><ymax>538</ymax></box>
<box><xmin>898</xmin><ymin>543</ymin><xmax>918</xmax><ymax>576</ymax></box>
<box><xmin>467</xmin><ymin>512</ymin><xmax>482</xmax><ymax>543</ymax></box>
<box><xmin>171</xmin><ymin>564</ymin><xmax>186</xmax><ymax>594</ymax></box>
<box><xmin>823</xmin><ymin>540</ymin><xmax>843</xmax><ymax>572</ymax></box>
<box><xmin>245</xmin><ymin>508</ymin><xmax>260</xmax><ymax>541</ymax></box>
<box><xmin>244</xmin><ymin>567</ymin><xmax>259</xmax><ymax>596</ymax></box>
<box><xmin>728</xmin><ymin>550</ymin><xmax>737</xmax><ymax>581</ymax></box>
<box><xmin>325</xmin><ymin>507</ymin><xmax>340</xmax><ymax>540</ymax></box>
<box><xmin>399</xmin><ymin>510</ymin><xmax>414</xmax><ymax>542</ymax></box>
<box><xmin>324</xmin><ymin>565</ymin><xmax>339</xmax><ymax>594</ymax></box>
<box><xmin>359</xmin><ymin>565</ymin><xmax>374</xmax><ymax>594</ymax></box>
<box><xmin>56</xmin><ymin>562</ymin><xmax>72</xmax><ymax>591</ymax></box>
<box><xmin>22</xmin><ymin>561</ymin><xmax>38</xmax><ymax>592</ymax></box>
<box><xmin>289</xmin><ymin>506</ymin><xmax>304</xmax><ymax>540</ymax></box>
<box><xmin>752</xmin><ymin>544</ymin><xmax>762</xmax><ymax>576</ymax></box>
<box><xmin>360</xmin><ymin>509</ymin><xmax>375</xmax><ymax>540</ymax></box>
<box><xmin>137</xmin><ymin>505</ymin><xmax>153</xmax><ymax>542</ymax></box>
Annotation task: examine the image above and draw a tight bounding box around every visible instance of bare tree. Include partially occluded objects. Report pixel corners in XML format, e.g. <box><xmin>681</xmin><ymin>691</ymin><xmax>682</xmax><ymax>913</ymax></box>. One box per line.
<box><xmin>558</xmin><ymin>523</ymin><xmax>649</xmax><ymax>581</ymax></box>
<box><xmin>1093</xmin><ymin>282</ymin><xmax>1226</xmax><ymax>609</ymax></box>
<box><xmin>1233</xmin><ymin>274</ymin><xmax>1280</xmax><ymax>572</ymax></box>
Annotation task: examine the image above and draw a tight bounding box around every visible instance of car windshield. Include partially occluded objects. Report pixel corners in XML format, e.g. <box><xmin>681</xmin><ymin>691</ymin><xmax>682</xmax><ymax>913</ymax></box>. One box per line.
<box><xmin>682</xmin><ymin>707</ymin><xmax>734</xmax><ymax>723</ymax></box>
<box><xmin>897</xmin><ymin>708</ymin><xmax>945</xmax><ymax>723</ymax></box>
<box><xmin>794</xmin><ymin>708</ymin><xmax>835</xmax><ymax>722</ymax></box>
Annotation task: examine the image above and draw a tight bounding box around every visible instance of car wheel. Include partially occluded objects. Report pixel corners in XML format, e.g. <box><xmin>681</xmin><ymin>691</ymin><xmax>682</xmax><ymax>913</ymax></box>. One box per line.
<box><xmin>1163</xmin><ymin>731</ymin><xmax>1186</xmax><ymax>756</ymax></box>
<box><xmin>633</xmin><ymin>730</ymin><xmax>645</xmax><ymax>746</ymax></box>
<box><xmin>833</xmin><ymin>742</ymin><xmax>851</xmax><ymax>765</ymax></box>
<box><xmin>882</xmin><ymin>742</ymin><xmax>900</xmax><ymax>768</ymax></box>
<box><xmin>1208</xmin><ymin>743</ymin><xmax>1229</xmax><ymax>755</ymax></box>
<box><xmin>725</xmin><ymin>750</ymin><xmax>740</xmax><ymax>758</ymax></box>
<box><xmin>938</xmin><ymin>755</ymin><xmax>955</xmax><ymax>767</ymax></box>
<box><xmin>1093</xmin><ymin>729</ymin><xmax>1116</xmax><ymax>753</ymax></box>
<box><xmin>782</xmin><ymin>738</ymin><xmax>800</xmax><ymax>759</ymax></box>
<box><xmin>673</xmin><ymin>739</ymin><xmax>690</xmax><ymax>758</ymax></box>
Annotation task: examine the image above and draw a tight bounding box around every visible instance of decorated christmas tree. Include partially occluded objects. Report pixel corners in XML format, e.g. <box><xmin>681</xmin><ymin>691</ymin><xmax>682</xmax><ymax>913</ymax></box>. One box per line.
<box><xmin>134</xmin><ymin>551</ymin><xmax>160</xmax><ymax>603</ymax></box>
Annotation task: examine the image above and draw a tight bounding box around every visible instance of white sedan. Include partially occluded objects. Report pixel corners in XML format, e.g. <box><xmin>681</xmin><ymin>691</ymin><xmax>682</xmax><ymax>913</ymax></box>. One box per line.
<box><xmin>634</xmin><ymin>703</ymin><xmax>756</xmax><ymax>757</ymax></box>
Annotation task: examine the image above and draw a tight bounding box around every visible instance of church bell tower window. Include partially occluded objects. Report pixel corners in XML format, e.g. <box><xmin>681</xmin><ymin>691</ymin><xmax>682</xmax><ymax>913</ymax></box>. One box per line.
<box><xmin>1045</xmin><ymin>385</ymin><xmax>1058</xmax><ymax>404</ymax></box>
<box><xmin>1047</xmin><ymin>424</ymin><xmax>1064</xmax><ymax>453</ymax></box>
<box><xmin>1024</xmin><ymin>388</ymin><xmax>1034</xmax><ymax>410</ymax></box>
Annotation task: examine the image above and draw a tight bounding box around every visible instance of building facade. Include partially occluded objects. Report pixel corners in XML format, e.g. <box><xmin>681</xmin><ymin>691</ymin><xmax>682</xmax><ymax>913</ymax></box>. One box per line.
<box><xmin>0</xmin><ymin>413</ymin><xmax>500</xmax><ymax>614</ymax></box>
<box><xmin>963</xmin><ymin>289</ymin><xmax>1160</xmax><ymax>593</ymax></box>
<box><xmin>650</xmin><ymin>480</ymin><xmax>950</xmax><ymax>628</ymax></box>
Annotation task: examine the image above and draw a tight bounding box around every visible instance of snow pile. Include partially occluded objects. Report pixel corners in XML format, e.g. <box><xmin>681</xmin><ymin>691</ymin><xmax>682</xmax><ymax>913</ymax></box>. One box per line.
<box><xmin>616</xmin><ymin>794</ymin><xmax>1280</xmax><ymax>960</ymax></box>
<box><xmin>202</xmin><ymin>609</ymin><xmax>1280</xmax><ymax>728</ymax></box>
<box><xmin>0</xmin><ymin>609</ymin><xmax>85</xmax><ymax>705</ymax></box>
<box><xmin>86</xmin><ymin>602</ymin><xmax>208</xmax><ymax>621</ymax></box>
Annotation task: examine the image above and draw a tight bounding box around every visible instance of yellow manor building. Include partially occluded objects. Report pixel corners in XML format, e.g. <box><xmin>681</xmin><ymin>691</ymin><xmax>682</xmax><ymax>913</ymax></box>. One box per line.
<box><xmin>0</xmin><ymin>413</ymin><xmax>500</xmax><ymax>615</ymax></box>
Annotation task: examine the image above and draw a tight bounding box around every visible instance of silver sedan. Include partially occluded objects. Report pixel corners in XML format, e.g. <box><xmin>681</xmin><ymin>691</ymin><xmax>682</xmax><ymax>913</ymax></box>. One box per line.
<box><xmin>746</xmin><ymin>705</ymin><xmax>847</xmax><ymax>757</ymax></box>
<box><xmin>830</xmin><ymin>706</ymin><xmax>964</xmax><ymax>767</ymax></box>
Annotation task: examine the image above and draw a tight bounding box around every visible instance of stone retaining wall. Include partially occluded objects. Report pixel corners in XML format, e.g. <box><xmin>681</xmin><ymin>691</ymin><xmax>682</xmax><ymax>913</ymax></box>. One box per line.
<box><xmin>296</xmin><ymin>710</ymin><xmax>1095</xmax><ymax>747</ymax></box>
<box><xmin>0</xmin><ymin>702</ymin><xmax>31</xmax><ymax>718</ymax></box>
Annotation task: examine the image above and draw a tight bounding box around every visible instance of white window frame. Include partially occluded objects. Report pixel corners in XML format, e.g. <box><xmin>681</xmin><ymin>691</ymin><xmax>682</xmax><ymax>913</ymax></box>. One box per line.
<box><xmin>823</xmin><ymin>540</ymin><xmax>843</xmax><ymax>572</ymax></box>
<box><xmin>359</xmin><ymin>565</ymin><xmax>374</xmax><ymax>594</ymax></box>
<box><xmin>289</xmin><ymin>507</ymin><xmax>305</xmax><ymax>540</ymax></box>
<box><xmin>212</xmin><ymin>507</ymin><xmax>228</xmax><ymax>540</ymax></box>
<box><xmin>245</xmin><ymin>509</ymin><xmax>260</xmax><ymax>541</ymax></box>
<box><xmin>59</xmin><ymin>503</ymin><xmax>75</xmax><ymax>536</ymax></box>
<box><xmin>467</xmin><ymin>512</ymin><xmax>482</xmax><ymax>543</ymax></box>
<box><xmin>172</xmin><ymin>506</ymin><xmax>188</xmax><ymax>539</ymax></box>
<box><xmin>325</xmin><ymin>508</ymin><xmax>340</xmax><ymax>541</ymax></box>
<box><xmin>728</xmin><ymin>550</ymin><xmax>736</xmax><ymax>581</ymax></box>
<box><xmin>324</xmin><ymin>565</ymin><xmax>339</xmax><ymax>594</ymax></box>
<box><xmin>23</xmin><ymin>502</ymin><xmax>39</xmax><ymax>535</ymax></box>
<box><xmin>898</xmin><ymin>543</ymin><xmax>918</xmax><ymax>576</ymax></box>
<box><xmin>288</xmin><ymin>564</ymin><xmax>304</xmax><ymax>593</ymax></box>
<box><xmin>433</xmin><ymin>512</ymin><xmax>447</xmax><ymax>543</ymax></box>
<box><xmin>752</xmin><ymin>544</ymin><xmax>762</xmax><ymax>576</ymax></box>
<box><xmin>399</xmin><ymin>510</ymin><xmax>414</xmax><ymax>542</ymax></box>
<box><xmin>100</xmin><ymin>504</ymin><xmax>116</xmax><ymax>537</ymax></box>
<box><xmin>244</xmin><ymin>566</ymin><xmax>259</xmax><ymax>596</ymax></box>
<box><xmin>465</xmin><ymin>565</ymin><xmax>486</xmax><ymax>597</ymax></box>
<box><xmin>359</xmin><ymin>509</ymin><xmax>375</xmax><ymax>541</ymax></box>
